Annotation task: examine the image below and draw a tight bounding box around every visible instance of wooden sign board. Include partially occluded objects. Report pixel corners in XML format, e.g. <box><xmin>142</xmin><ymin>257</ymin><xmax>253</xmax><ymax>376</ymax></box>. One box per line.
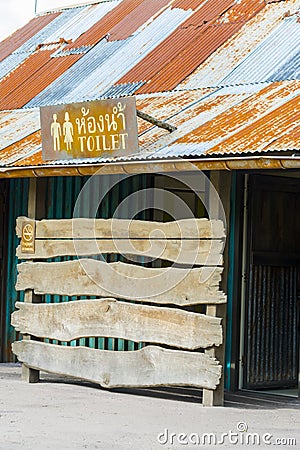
<box><xmin>40</xmin><ymin>97</ymin><xmax>139</xmax><ymax>160</ymax></box>
<box><xmin>21</xmin><ymin>220</ymin><xmax>35</xmax><ymax>254</ymax></box>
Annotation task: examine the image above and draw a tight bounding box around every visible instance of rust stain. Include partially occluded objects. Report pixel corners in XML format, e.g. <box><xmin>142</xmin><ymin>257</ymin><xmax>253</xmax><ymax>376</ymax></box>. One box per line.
<box><xmin>206</xmin><ymin>94</ymin><xmax>300</xmax><ymax>154</ymax></box>
<box><xmin>0</xmin><ymin>131</ymin><xmax>41</xmax><ymax>165</ymax></box>
<box><xmin>108</xmin><ymin>0</ymin><xmax>170</xmax><ymax>41</ymax></box>
<box><xmin>171</xmin><ymin>0</ymin><xmax>207</xmax><ymax>10</ymax></box>
<box><xmin>203</xmin><ymin>87</ymin><xmax>300</xmax><ymax>154</ymax></box>
<box><xmin>0</xmin><ymin>50</ymin><xmax>81</xmax><ymax>110</ymax></box>
<box><xmin>182</xmin><ymin>0</ymin><xmax>236</xmax><ymax>27</ymax></box>
<box><xmin>0</xmin><ymin>12</ymin><xmax>61</xmax><ymax>63</ymax></box>
<box><xmin>66</xmin><ymin>0</ymin><xmax>146</xmax><ymax>49</ymax></box>
<box><xmin>217</xmin><ymin>0</ymin><xmax>266</xmax><ymax>23</ymax></box>
<box><xmin>265</xmin><ymin>125</ymin><xmax>300</xmax><ymax>151</ymax></box>
<box><xmin>12</xmin><ymin>150</ymin><xmax>44</xmax><ymax>167</ymax></box>
<box><xmin>176</xmin><ymin>81</ymin><xmax>300</xmax><ymax>145</ymax></box>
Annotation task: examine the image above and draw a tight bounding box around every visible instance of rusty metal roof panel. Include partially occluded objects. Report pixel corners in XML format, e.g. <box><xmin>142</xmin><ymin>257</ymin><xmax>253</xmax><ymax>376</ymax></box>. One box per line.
<box><xmin>135</xmin><ymin>22</ymin><xmax>243</xmax><ymax>93</ymax></box>
<box><xmin>151</xmin><ymin>80</ymin><xmax>300</xmax><ymax>157</ymax></box>
<box><xmin>183</xmin><ymin>0</ymin><xmax>236</xmax><ymax>26</ymax></box>
<box><xmin>0</xmin><ymin>132</ymin><xmax>42</xmax><ymax>167</ymax></box>
<box><xmin>117</xmin><ymin>0</ymin><xmax>267</xmax><ymax>92</ymax></box>
<box><xmin>0</xmin><ymin>51</ymin><xmax>32</xmax><ymax>80</ymax></box>
<box><xmin>0</xmin><ymin>109</ymin><xmax>40</xmax><ymax>151</ymax></box>
<box><xmin>0</xmin><ymin>12</ymin><xmax>60</xmax><ymax>62</ymax></box>
<box><xmin>171</xmin><ymin>0</ymin><xmax>207</xmax><ymax>10</ymax></box>
<box><xmin>107</xmin><ymin>0</ymin><xmax>172</xmax><ymax>41</ymax></box>
<box><xmin>138</xmin><ymin>84</ymin><xmax>263</xmax><ymax>152</ymax></box>
<box><xmin>180</xmin><ymin>1</ymin><xmax>300</xmax><ymax>89</ymax></box>
<box><xmin>6</xmin><ymin>81</ymin><xmax>300</xmax><ymax>168</ymax></box>
<box><xmin>66</xmin><ymin>0</ymin><xmax>145</xmax><ymax>48</ymax></box>
<box><xmin>117</xmin><ymin>0</ymin><xmax>235</xmax><ymax>86</ymax></box>
<box><xmin>217</xmin><ymin>0</ymin><xmax>266</xmax><ymax>23</ymax></box>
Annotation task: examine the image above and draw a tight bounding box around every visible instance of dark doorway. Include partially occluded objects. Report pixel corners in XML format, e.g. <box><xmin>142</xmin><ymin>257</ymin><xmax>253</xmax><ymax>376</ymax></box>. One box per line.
<box><xmin>0</xmin><ymin>180</ymin><xmax>8</xmax><ymax>362</ymax></box>
<box><xmin>244</xmin><ymin>174</ymin><xmax>300</xmax><ymax>391</ymax></box>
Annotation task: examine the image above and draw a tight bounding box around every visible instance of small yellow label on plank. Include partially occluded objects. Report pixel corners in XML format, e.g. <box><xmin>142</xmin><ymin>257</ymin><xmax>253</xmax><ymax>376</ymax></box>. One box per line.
<box><xmin>21</xmin><ymin>221</ymin><xmax>35</xmax><ymax>254</ymax></box>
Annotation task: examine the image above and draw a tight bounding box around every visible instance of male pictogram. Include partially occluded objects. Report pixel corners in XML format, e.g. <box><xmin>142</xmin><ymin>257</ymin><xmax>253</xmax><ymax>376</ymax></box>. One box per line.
<box><xmin>51</xmin><ymin>113</ymin><xmax>62</xmax><ymax>151</ymax></box>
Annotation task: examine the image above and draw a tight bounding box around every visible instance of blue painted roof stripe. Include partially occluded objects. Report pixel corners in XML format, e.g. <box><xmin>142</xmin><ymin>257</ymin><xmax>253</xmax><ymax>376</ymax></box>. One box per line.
<box><xmin>25</xmin><ymin>39</ymin><xmax>126</xmax><ymax>107</ymax></box>
<box><xmin>220</xmin><ymin>17</ymin><xmax>300</xmax><ymax>85</ymax></box>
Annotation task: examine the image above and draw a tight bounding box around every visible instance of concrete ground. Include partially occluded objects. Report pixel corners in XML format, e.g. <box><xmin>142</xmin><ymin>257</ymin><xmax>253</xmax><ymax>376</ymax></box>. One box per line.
<box><xmin>0</xmin><ymin>364</ymin><xmax>299</xmax><ymax>450</ymax></box>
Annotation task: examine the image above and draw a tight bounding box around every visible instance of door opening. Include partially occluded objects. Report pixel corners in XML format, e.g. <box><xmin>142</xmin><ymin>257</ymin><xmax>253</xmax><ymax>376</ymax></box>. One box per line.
<box><xmin>242</xmin><ymin>174</ymin><xmax>300</xmax><ymax>397</ymax></box>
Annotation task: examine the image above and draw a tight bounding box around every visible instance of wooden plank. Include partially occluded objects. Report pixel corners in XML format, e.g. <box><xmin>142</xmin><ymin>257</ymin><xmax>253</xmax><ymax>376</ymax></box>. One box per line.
<box><xmin>16</xmin><ymin>238</ymin><xmax>223</xmax><ymax>265</ymax></box>
<box><xmin>12</xmin><ymin>341</ymin><xmax>222</xmax><ymax>390</ymax></box>
<box><xmin>16</xmin><ymin>259</ymin><xmax>227</xmax><ymax>305</ymax></box>
<box><xmin>11</xmin><ymin>299</ymin><xmax>222</xmax><ymax>349</ymax></box>
<box><xmin>16</xmin><ymin>216</ymin><xmax>225</xmax><ymax>239</ymax></box>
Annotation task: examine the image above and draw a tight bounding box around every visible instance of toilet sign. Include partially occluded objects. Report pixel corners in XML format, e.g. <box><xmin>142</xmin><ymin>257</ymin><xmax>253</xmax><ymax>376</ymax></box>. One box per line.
<box><xmin>40</xmin><ymin>97</ymin><xmax>139</xmax><ymax>160</ymax></box>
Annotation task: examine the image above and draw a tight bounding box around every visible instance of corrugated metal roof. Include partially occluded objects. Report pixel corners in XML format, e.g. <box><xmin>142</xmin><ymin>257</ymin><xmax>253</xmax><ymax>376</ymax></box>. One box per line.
<box><xmin>117</xmin><ymin>0</ymin><xmax>267</xmax><ymax>93</ymax></box>
<box><xmin>2</xmin><ymin>80</ymin><xmax>299</xmax><ymax>169</ymax></box>
<box><xmin>25</xmin><ymin>39</ymin><xmax>127</xmax><ymax>107</ymax></box>
<box><xmin>267</xmin><ymin>50</ymin><xmax>300</xmax><ymax>81</ymax></box>
<box><xmin>65</xmin><ymin>0</ymin><xmax>145</xmax><ymax>48</ymax></box>
<box><xmin>138</xmin><ymin>84</ymin><xmax>263</xmax><ymax>153</ymax></box>
<box><xmin>14</xmin><ymin>9</ymin><xmax>82</xmax><ymax>53</ymax></box>
<box><xmin>42</xmin><ymin>6</ymin><xmax>192</xmax><ymax>105</ymax></box>
<box><xmin>152</xmin><ymin>80</ymin><xmax>300</xmax><ymax>157</ymax></box>
<box><xmin>219</xmin><ymin>16</ymin><xmax>300</xmax><ymax>85</ymax></box>
<box><xmin>107</xmin><ymin>0</ymin><xmax>171</xmax><ymax>41</ymax></box>
<box><xmin>2</xmin><ymin>0</ymin><xmax>290</xmax><ymax>112</ymax></box>
<box><xmin>0</xmin><ymin>0</ymin><xmax>300</xmax><ymax>171</ymax></box>
<box><xmin>171</xmin><ymin>0</ymin><xmax>206</xmax><ymax>10</ymax></box>
<box><xmin>117</xmin><ymin>0</ymin><xmax>236</xmax><ymax>86</ymax></box>
<box><xmin>0</xmin><ymin>12</ymin><xmax>60</xmax><ymax>62</ymax></box>
<box><xmin>0</xmin><ymin>49</ymin><xmax>82</xmax><ymax>110</ymax></box>
<box><xmin>0</xmin><ymin>51</ymin><xmax>31</xmax><ymax>80</ymax></box>
<box><xmin>0</xmin><ymin>132</ymin><xmax>41</xmax><ymax>166</ymax></box>
<box><xmin>43</xmin><ymin>2</ymin><xmax>119</xmax><ymax>44</ymax></box>
<box><xmin>180</xmin><ymin>0</ymin><xmax>300</xmax><ymax>89</ymax></box>
<box><xmin>216</xmin><ymin>0</ymin><xmax>266</xmax><ymax>23</ymax></box>
<box><xmin>101</xmin><ymin>82</ymin><xmax>146</xmax><ymax>98</ymax></box>
<box><xmin>0</xmin><ymin>109</ymin><xmax>40</xmax><ymax>150</ymax></box>
<box><xmin>135</xmin><ymin>22</ymin><xmax>243</xmax><ymax>93</ymax></box>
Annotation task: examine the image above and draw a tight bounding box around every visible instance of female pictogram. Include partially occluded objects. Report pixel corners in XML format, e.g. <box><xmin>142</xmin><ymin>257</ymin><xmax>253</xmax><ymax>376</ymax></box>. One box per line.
<box><xmin>63</xmin><ymin>111</ymin><xmax>74</xmax><ymax>151</ymax></box>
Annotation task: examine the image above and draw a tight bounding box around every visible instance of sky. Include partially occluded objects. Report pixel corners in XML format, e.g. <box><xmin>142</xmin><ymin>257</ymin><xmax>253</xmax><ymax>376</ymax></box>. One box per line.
<box><xmin>0</xmin><ymin>1</ymin><xmax>90</xmax><ymax>41</ymax></box>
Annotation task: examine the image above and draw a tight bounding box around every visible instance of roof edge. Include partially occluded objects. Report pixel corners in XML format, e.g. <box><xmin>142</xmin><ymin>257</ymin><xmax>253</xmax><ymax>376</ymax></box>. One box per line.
<box><xmin>1</xmin><ymin>156</ymin><xmax>300</xmax><ymax>178</ymax></box>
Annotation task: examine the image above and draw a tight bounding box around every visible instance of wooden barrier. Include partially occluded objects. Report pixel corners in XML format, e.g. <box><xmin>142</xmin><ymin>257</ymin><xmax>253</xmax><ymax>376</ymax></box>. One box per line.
<box><xmin>12</xmin><ymin>216</ymin><xmax>226</xmax><ymax>405</ymax></box>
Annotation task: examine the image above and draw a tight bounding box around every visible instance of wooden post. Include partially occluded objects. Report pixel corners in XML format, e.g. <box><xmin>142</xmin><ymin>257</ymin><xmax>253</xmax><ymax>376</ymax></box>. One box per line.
<box><xmin>22</xmin><ymin>177</ymin><xmax>40</xmax><ymax>383</ymax></box>
<box><xmin>203</xmin><ymin>304</ymin><xmax>226</xmax><ymax>406</ymax></box>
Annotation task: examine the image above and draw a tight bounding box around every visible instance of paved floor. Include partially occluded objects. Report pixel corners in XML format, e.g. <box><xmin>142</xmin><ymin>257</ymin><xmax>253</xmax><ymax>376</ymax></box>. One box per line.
<box><xmin>0</xmin><ymin>364</ymin><xmax>299</xmax><ymax>450</ymax></box>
